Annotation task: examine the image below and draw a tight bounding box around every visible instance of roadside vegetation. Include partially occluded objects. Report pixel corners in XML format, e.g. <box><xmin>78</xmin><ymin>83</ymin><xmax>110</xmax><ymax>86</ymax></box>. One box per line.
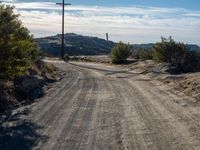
<box><xmin>0</xmin><ymin>5</ymin><xmax>40</xmax><ymax>79</ymax></box>
<box><xmin>68</xmin><ymin>37</ymin><xmax>199</xmax><ymax>75</ymax></box>
<box><xmin>153</xmin><ymin>37</ymin><xmax>200</xmax><ymax>73</ymax></box>
<box><xmin>0</xmin><ymin>5</ymin><xmax>58</xmax><ymax>112</ymax></box>
<box><xmin>110</xmin><ymin>42</ymin><xmax>131</xmax><ymax>64</ymax></box>
<box><xmin>131</xmin><ymin>37</ymin><xmax>200</xmax><ymax>73</ymax></box>
<box><xmin>132</xmin><ymin>48</ymin><xmax>153</xmax><ymax>60</ymax></box>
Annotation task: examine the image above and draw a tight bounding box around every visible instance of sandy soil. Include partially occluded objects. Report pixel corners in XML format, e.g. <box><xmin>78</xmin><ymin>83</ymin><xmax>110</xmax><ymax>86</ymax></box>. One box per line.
<box><xmin>160</xmin><ymin>73</ymin><xmax>200</xmax><ymax>101</ymax></box>
<box><xmin>0</xmin><ymin>61</ymin><xmax>200</xmax><ymax>150</ymax></box>
<box><xmin>124</xmin><ymin>60</ymin><xmax>200</xmax><ymax>101</ymax></box>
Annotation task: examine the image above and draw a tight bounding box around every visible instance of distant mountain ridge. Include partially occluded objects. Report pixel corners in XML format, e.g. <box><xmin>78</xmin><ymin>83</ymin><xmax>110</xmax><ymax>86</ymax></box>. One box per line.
<box><xmin>132</xmin><ymin>43</ymin><xmax>200</xmax><ymax>52</ymax></box>
<box><xmin>35</xmin><ymin>33</ymin><xmax>115</xmax><ymax>56</ymax></box>
<box><xmin>35</xmin><ymin>33</ymin><xmax>200</xmax><ymax>56</ymax></box>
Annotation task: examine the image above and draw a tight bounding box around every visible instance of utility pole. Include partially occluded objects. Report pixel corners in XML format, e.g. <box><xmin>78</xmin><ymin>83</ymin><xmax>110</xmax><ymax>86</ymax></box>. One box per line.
<box><xmin>56</xmin><ymin>1</ymin><xmax>71</xmax><ymax>59</ymax></box>
<box><xmin>106</xmin><ymin>33</ymin><xmax>109</xmax><ymax>41</ymax></box>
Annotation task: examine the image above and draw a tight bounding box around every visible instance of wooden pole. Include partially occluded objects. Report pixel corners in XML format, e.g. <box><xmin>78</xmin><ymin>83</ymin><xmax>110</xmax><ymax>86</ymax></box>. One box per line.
<box><xmin>61</xmin><ymin>0</ymin><xmax>64</xmax><ymax>58</ymax></box>
<box><xmin>56</xmin><ymin>1</ymin><xmax>71</xmax><ymax>59</ymax></box>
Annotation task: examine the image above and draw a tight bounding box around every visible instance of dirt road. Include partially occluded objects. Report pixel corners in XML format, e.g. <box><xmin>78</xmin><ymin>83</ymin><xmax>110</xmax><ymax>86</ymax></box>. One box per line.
<box><xmin>1</xmin><ymin>61</ymin><xmax>200</xmax><ymax>150</ymax></box>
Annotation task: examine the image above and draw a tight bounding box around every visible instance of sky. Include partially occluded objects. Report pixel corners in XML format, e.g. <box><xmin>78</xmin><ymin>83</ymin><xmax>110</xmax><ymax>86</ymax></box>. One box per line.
<box><xmin>2</xmin><ymin>0</ymin><xmax>200</xmax><ymax>44</ymax></box>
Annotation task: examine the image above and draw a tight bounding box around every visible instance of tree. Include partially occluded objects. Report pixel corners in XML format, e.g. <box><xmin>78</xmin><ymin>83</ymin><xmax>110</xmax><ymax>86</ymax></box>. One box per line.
<box><xmin>153</xmin><ymin>37</ymin><xmax>188</xmax><ymax>63</ymax></box>
<box><xmin>110</xmin><ymin>42</ymin><xmax>131</xmax><ymax>64</ymax></box>
<box><xmin>153</xmin><ymin>37</ymin><xmax>199</xmax><ymax>73</ymax></box>
<box><xmin>0</xmin><ymin>5</ymin><xmax>39</xmax><ymax>79</ymax></box>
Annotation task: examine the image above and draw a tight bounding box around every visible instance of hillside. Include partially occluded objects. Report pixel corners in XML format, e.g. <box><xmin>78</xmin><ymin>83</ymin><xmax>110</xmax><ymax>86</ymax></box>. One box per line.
<box><xmin>132</xmin><ymin>43</ymin><xmax>200</xmax><ymax>51</ymax></box>
<box><xmin>35</xmin><ymin>34</ymin><xmax>200</xmax><ymax>57</ymax></box>
<box><xmin>35</xmin><ymin>33</ymin><xmax>116</xmax><ymax>56</ymax></box>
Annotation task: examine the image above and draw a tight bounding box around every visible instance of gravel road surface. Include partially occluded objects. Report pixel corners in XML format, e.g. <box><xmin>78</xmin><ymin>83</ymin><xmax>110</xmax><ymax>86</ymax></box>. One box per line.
<box><xmin>1</xmin><ymin>60</ymin><xmax>200</xmax><ymax>150</ymax></box>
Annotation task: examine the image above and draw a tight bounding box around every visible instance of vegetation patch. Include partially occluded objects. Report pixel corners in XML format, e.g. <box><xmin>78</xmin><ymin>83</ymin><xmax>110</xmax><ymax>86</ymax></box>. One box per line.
<box><xmin>0</xmin><ymin>5</ymin><xmax>60</xmax><ymax>113</ymax></box>
<box><xmin>0</xmin><ymin>5</ymin><xmax>40</xmax><ymax>79</ymax></box>
<box><xmin>0</xmin><ymin>59</ymin><xmax>61</xmax><ymax>113</ymax></box>
<box><xmin>131</xmin><ymin>37</ymin><xmax>200</xmax><ymax>74</ymax></box>
<box><xmin>153</xmin><ymin>37</ymin><xmax>200</xmax><ymax>73</ymax></box>
<box><xmin>132</xmin><ymin>49</ymin><xmax>153</xmax><ymax>60</ymax></box>
<box><xmin>110</xmin><ymin>42</ymin><xmax>131</xmax><ymax>64</ymax></box>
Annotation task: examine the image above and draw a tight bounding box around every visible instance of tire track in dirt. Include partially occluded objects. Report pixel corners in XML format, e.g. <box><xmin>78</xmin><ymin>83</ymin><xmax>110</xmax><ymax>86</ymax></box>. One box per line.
<box><xmin>88</xmin><ymin>77</ymin><xmax>121</xmax><ymax>150</ymax></box>
<box><xmin>33</xmin><ymin>67</ymin><xmax>101</xmax><ymax>149</ymax></box>
<box><xmin>32</xmin><ymin>70</ymin><xmax>82</xmax><ymax>125</ymax></box>
<box><xmin>49</xmin><ymin>69</ymin><xmax>99</xmax><ymax>150</ymax></box>
<box><xmin>125</xmin><ymin>79</ymin><xmax>200</xmax><ymax>150</ymax></box>
<box><xmin>110</xmin><ymin>79</ymin><xmax>150</xmax><ymax>150</ymax></box>
<box><xmin>30</xmin><ymin>69</ymin><xmax>79</xmax><ymax>115</ymax></box>
<box><xmin>33</xmin><ymin>73</ymin><xmax>85</xmax><ymax>149</ymax></box>
<box><xmin>81</xmin><ymin>75</ymin><xmax>112</xmax><ymax>150</ymax></box>
<box><xmin>133</xmin><ymin>79</ymin><xmax>200</xmax><ymax>147</ymax></box>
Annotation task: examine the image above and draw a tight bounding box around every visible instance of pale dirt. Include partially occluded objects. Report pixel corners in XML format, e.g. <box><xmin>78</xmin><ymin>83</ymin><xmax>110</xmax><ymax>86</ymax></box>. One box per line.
<box><xmin>1</xmin><ymin>60</ymin><xmax>200</xmax><ymax>150</ymax></box>
<box><xmin>123</xmin><ymin>60</ymin><xmax>200</xmax><ymax>101</ymax></box>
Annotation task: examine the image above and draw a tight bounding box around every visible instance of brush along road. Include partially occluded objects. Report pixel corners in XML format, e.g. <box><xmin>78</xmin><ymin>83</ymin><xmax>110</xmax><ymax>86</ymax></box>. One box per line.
<box><xmin>1</xmin><ymin>60</ymin><xmax>200</xmax><ymax>150</ymax></box>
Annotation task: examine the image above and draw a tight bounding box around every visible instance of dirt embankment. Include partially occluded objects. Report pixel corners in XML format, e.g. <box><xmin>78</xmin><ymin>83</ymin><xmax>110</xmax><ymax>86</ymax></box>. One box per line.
<box><xmin>125</xmin><ymin>60</ymin><xmax>200</xmax><ymax>101</ymax></box>
<box><xmin>0</xmin><ymin>59</ymin><xmax>63</xmax><ymax>112</ymax></box>
<box><xmin>160</xmin><ymin>73</ymin><xmax>200</xmax><ymax>100</ymax></box>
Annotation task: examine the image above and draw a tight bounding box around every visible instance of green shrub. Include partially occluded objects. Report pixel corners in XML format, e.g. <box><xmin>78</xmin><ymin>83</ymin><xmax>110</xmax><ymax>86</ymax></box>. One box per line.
<box><xmin>153</xmin><ymin>37</ymin><xmax>185</xmax><ymax>63</ymax></box>
<box><xmin>110</xmin><ymin>42</ymin><xmax>131</xmax><ymax>64</ymax></box>
<box><xmin>0</xmin><ymin>5</ymin><xmax>39</xmax><ymax>79</ymax></box>
<box><xmin>153</xmin><ymin>37</ymin><xmax>199</xmax><ymax>73</ymax></box>
<box><xmin>138</xmin><ymin>49</ymin><xmax>153</xmax><ymax>60</ymax></box>
<box><xmin>172</xmin><ymin>50</ymin><xmax>199</xmax><ymax>73</ymax></box>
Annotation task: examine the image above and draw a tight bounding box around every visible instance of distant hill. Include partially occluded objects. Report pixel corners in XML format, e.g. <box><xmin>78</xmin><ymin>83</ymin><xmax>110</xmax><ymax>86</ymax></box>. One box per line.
<box><xmin>132</xmin><ymin>43</ymin><xmax>200</xmax><ymax>52</ymax></box>
<box><xmin>132</xmin><ymin>43</ymin><xmax>155</xmax><ymax>51</ymax></box>
<box><xmin>35</xmin><ymin>33</ymin><xmax>116</xmax><ymax>56</ymax></box>
<box><xmin>35</xmin><ymin>33</ymin><xmax>200</xmax><ymax>57</ymax></box>
<box><xmin>188</xmin><ymin>44</ymin><xmax>200</xmax><ymax>52</ymax></box>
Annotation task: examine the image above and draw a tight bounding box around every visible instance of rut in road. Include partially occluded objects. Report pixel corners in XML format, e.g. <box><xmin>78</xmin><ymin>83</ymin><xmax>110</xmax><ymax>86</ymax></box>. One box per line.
<box><xmin>1</xmin><ymin>61</ymin><xmax>200</xmax><ymax>150</ymax></box>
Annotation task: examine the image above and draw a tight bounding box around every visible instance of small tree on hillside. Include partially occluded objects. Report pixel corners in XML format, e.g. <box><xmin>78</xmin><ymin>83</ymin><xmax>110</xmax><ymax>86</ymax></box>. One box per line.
<box><xmin>0</xmin><ymin>5</ymin><xmax>40</xmax><ymax>79</ymax></box>
<box><xmin>110</xmin><ymin>42</ymin><xmax>131</xmax><ymax>64</ymax></box>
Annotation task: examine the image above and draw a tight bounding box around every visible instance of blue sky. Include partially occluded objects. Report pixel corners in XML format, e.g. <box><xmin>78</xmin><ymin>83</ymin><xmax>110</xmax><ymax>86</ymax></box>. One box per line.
<box><xmin>69</xmin><ymin>0</ymin><xmax>200</xmax><ymax>10</ymax></box>
<box><xmin>14</xmin><ymin>0</ymin><xmax>200</xmax><ymax>10</ymax></box>
<box><xmin>3</xmin><ymin>0</ymin><xmax>200</xmax><ymax>44</ymax></box>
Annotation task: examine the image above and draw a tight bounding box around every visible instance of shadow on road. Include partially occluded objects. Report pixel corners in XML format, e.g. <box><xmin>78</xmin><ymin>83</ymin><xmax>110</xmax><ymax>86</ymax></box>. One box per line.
<box><xmin>0</xmin><ymin>110</ymin><xmax>48</xmax><ymax>150</ymax></box>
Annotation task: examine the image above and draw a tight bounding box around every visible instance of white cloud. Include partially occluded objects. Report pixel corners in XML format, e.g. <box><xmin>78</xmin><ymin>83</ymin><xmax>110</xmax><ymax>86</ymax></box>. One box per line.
<box><xmin>183</xmin><ymin>13</ymin><xmax>200</xmax><ymax>17</ymax></box>
<box><xmin>3</xmin><ymin>2</ymin><xmax>200</xmax><ymax>43</ymax></box>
